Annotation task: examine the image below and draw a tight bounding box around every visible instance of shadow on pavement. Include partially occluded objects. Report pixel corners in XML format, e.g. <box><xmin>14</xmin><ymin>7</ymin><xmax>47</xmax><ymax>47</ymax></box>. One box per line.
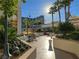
<box><xmin>54</xmin><ymin>48</ymin><xmax>79</xmax><ymax>59</ymax></box>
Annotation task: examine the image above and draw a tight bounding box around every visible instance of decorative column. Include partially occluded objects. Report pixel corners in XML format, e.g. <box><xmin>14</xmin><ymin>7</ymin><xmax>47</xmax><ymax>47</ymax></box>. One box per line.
<box><xmin>17</xmin><ymin>0</ymin><xmax>22</xmax><ymax>35</ymax></box>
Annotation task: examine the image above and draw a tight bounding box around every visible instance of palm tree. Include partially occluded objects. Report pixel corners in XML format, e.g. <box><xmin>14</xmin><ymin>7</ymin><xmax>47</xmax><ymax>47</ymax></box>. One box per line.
<box><xmin>49</xmin><ymin>6</ymin><xmax>57</xmax><ymax>33</ymax></box>
<box><xmin>68</xmin><ymin>0</ymin><xmax>73</xmax><ymax>20</ymax></box>
<box><xmin>54</xmin><ymin>0</ymin><xmax>62</xmax><ymax>24</ymax></box>
<box><xmin>59</xmin><ymin>0</ymin><xmax>67</xmax><ymax>22</ymax></box>
<box><xmin>61</xmin><ymin>0</ymin><xmax>73</xmax><ymax>22</ymax></box>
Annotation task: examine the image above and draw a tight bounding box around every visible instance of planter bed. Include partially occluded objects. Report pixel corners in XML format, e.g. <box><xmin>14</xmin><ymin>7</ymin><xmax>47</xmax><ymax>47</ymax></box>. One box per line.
<box><xmin>9</xmin><ymin>40</ymin><xmax>31</xmax><ymax>59</ymax></box>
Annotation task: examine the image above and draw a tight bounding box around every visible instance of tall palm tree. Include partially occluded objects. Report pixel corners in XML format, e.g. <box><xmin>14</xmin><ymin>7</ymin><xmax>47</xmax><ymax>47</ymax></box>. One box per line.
<box><xmin>60</xmin><ymin>0</ymin><xmax>67</xmax><ymax>22</ymax></box>
<box><xmin>68</xmin><ymin>0</ymin><xmax>73</xmax><ymax>20</ymax></box>
<box><xmin>54</xmin><ymin>0</ymin><xmax>62</xmax><ymax>24</ymax></box>
<box><xmin>49</xmin><ymin>6</ymin><xmax>57</xmax><ymax>32</ymax></box>
<box><xmin>61</xmin><ymin>0</ymin><xmax>73</xmax><ymax>22</ymax></box>
<box><xmin>68</xmin><ymin>0</ymin><xmax>70</xmax><ymax>18</ymax></box>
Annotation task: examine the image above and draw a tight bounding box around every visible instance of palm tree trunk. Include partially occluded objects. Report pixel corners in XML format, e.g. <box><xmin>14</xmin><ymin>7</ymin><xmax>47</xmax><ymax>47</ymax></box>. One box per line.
<box><xmin>64</xmin><ymin>4</ymin><xmax>67</xmax><ymax>22</ymax></box>
<box><xmin>68</xmin><ymin>0</ymin><xmax>70</xmax><ymax>20</ymax></box>
<box><xmin>59</xmin><ymin>5</ymin><xmax>61</xmax><ymax>23</ymax></box>
<box><xmin>2</xmin><ymin>13</ymin><xmax>9</xmax><ymax>59</ymax></box>
<box><xmin>57</xmin><ymin>0</ymin><xmax>61</xmax><ymax>24</ymax></box>
<box><xmin>52</xmin><ymin>12</ymin><xmax>54</xmax><ymax>33</ymax></box>
<box><xmin>58</xmin><ymin>8</ymin><xmax>61</xmax><ymax>24</ymax></box>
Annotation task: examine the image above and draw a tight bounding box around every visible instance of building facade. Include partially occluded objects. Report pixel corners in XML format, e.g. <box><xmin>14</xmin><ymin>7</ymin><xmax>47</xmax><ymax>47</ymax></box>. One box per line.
<box><xmin>21</xmin><ymin>15</ymin><xmax>44</xmax><ymax>31</ymax></box>
<box><xmin>69</xmin><ymin>16</ymin><xmax>79</xmax><ymax>29</ymax></box>
<box><xmin>40</xmin><ymin>22</ymin><xmax>59</xmax><ymax>32</ymax></box>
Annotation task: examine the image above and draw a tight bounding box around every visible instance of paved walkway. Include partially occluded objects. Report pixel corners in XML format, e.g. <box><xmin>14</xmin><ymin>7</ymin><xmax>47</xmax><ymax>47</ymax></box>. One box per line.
<box><xmin>29</xmin><ymin>36</ymin><xmax>55</xmax><ymax>59</ymax></box>
<box><xmin>19</xmin><ymin>35</ymin><xmax>79</xmax><ymax>59</ymax></box>
<box><xmin>0</xmin><ymin>49</ymin><xmax>3</xmax><ymax>59</ymax></box>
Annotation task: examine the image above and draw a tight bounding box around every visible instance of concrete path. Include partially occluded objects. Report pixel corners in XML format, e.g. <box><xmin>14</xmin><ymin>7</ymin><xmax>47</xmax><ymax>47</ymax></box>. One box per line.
<box><xmin>29</xmin><ymin>36</ymin><xmax>56</xmax><ymax>59</ymax></box>
<box><xmin>19</xmin><ymin>35</ymin><xmax>79</xmax><ymax>59</ymax></box>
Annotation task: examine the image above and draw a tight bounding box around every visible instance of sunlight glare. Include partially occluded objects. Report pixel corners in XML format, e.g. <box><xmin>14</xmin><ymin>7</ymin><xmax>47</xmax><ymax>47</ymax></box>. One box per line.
<box><xmin>44</xmin><ymin>4</ymin><xmax>53</xmax><ymax>13</ymax></box>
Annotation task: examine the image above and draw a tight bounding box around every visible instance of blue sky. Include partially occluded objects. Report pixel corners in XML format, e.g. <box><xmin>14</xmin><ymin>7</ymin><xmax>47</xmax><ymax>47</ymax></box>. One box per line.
<box><xmin>21</xmin><ymin>0</ymin><xmax>79</xmax><ymax>24</ymax></box>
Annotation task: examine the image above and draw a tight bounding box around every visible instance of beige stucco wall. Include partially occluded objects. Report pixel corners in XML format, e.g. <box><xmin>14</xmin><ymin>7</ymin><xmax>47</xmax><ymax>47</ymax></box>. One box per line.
<box><xmin>27</xmin><ymin>48</ymin><xmax>36</xmax><ymax>59</ymax></box>
<box><xmin>18</xmin><ymin>39</ymin><xmax>36</xmax><ymax>59</ymax></box>
<box><xmin>19</xmin><ymin>48</ymin><xmax>36</xmax><ymax>59</ymax></box>
<box><xmin>69</xmin><ymin>16</ymin><xmax>79</xmax><ymax>29</ymax></box>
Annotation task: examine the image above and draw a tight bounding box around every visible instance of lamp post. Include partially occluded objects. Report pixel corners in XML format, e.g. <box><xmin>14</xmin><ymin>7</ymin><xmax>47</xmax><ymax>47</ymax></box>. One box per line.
<box><xmin>27</xmin><ymin>15</ymin><xmax>31</xmax><ymax>35</ymax></box>
<box><xmin>27</xmin><ymin>17</ymin><xmax>29</xmax><ymax>35</ymax></box>
<box><xmin>2</xmin><ymin>14</ymin><xmax>9</xmax><ymax>59</ymax></box>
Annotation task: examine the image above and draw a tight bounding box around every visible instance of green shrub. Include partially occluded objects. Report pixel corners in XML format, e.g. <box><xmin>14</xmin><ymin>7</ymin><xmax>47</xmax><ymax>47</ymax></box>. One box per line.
<box><xmin>69</xmin><ymin>31</ymin><xmax>79</xmax><ymax>40</ymax></box>
<box><xmin>0</xmin><ymin>30</ymin><xmax>4</xmax><ymax>48</ymax></box>
<box><xmin>58</xmin><ymin>22</ymin><xmax>75</xmax><ymax>35</ymax></box>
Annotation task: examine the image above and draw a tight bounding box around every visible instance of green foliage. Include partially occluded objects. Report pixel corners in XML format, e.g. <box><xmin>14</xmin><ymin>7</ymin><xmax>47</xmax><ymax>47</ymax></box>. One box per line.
<box><xmin>69</xmin><ymin>31</ymin><xmax>79</xmax><ymax>40</ymax></box>
<box><xmin>0</xmin><ymin>0</ymin><xmax>26</xmax><ymax>17</ymax></box>
<box><xmin>8</xmin><ymin>27</ymin><xmax>17</xmax><ymax>42</ymax></box>
<box><xmin>0</xmin><ymin>29</ymin><xmax>4</xmax><ymax>48</ymax></box>
<box><xmin>61</xmin><ymin>0</ymin><xmax>73</xmax><ymax>6</ymax></box>
<box><xmin>0</xmin><ymin>0</ymin><xmax>18</xmax><ymax>17</ymax></box>
<box><xmin>59</xmin><ymin>31</ymin><xmax>79</xmax><ymax>40</ymax></box>
<box><xmin>24</xmin><ymin>18</ymin><xmax>42</xmax><ymax>28</ymax></box>
<box><xmin>59</xmin><ymin>22</ymin><xmax>75</xmax><ymax>35</ymax></box>
<box><xmin>0</xmin><ymin>17</ymin><xmax>4</xmax><ymax>48</ymax></box>
<box><xmin>0</xmin><ymin>25</ymin><xmax>4</xmax><ymax>31</ymax></box>
<box><xmin>53</xmin><ymin>27</ymin><xmax>59</xmax><ymax>34</ymax></box>
<box><xmin>24</xmin><ymin>19</ymin><xmax>33</xmax><ymax>27</ymax></box>
<box><xmin>51</xmin><ymin>0</ymin><xmax>74</xmax><ymax>13</ymax></box>
<box><xmin>22</xmin><ymin>0</ymin><xmax>26</xmax><ymax>3</ymax></box>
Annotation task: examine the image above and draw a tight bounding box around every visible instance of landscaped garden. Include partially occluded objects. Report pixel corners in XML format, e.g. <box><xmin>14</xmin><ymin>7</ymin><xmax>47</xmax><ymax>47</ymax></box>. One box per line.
<box><xmin>0</xmin><ymin>28</ymin><xmax>31</xmax><ymax>59</ymax></box>
<box><xmin>56</xmin><ymin>22</ymin><xmax>79</xmax><ymax>41</ymax></box>
<box><xmin>0</xmin><ymin>18</ymin><xmax>31</xmax><ymax>59</ymax></box>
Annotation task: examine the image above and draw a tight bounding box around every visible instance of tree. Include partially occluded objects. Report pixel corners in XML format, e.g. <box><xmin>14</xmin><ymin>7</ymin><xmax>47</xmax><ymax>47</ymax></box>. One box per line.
<box><xmin>59</xmin><ymin>22</ymin><xmax>75</xmax><ymax>36</ymax></box>
<box><xmin>68</xmin><ymin>0</ymin><xmax>73</xmax><ymax>20</ymax></box>
<box><xmin>49</xmin><ymin>6</ymin><xmax>57</xmax><ymax>32</ymax></box>
<box><xmin>54</xmin><ymin>0</ymin><xmax>62</xmax><ymax>24</ymax></box>
<box><xmin>0</xmin><ymin>0</ymin><xmax>26</xmax><ymax>59</ymax></box>
<box><xmin>0</xmin><ymin>0</ymin><xmax>18</xmax><ymax>59</ymax></box>
<box><xmin>8</xmin><ymin>27</ymin><xmax>17</xmax><ymax>42</ymax></box>
<box><xmin>24</xmin><ymin>18</ymin><xmax>32</xmax><ymax>35</ymax></box>
<box><xmin>60</xmin><ymin>0</ymin><xmax>73</xmax><ymax>22</ymax></box>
